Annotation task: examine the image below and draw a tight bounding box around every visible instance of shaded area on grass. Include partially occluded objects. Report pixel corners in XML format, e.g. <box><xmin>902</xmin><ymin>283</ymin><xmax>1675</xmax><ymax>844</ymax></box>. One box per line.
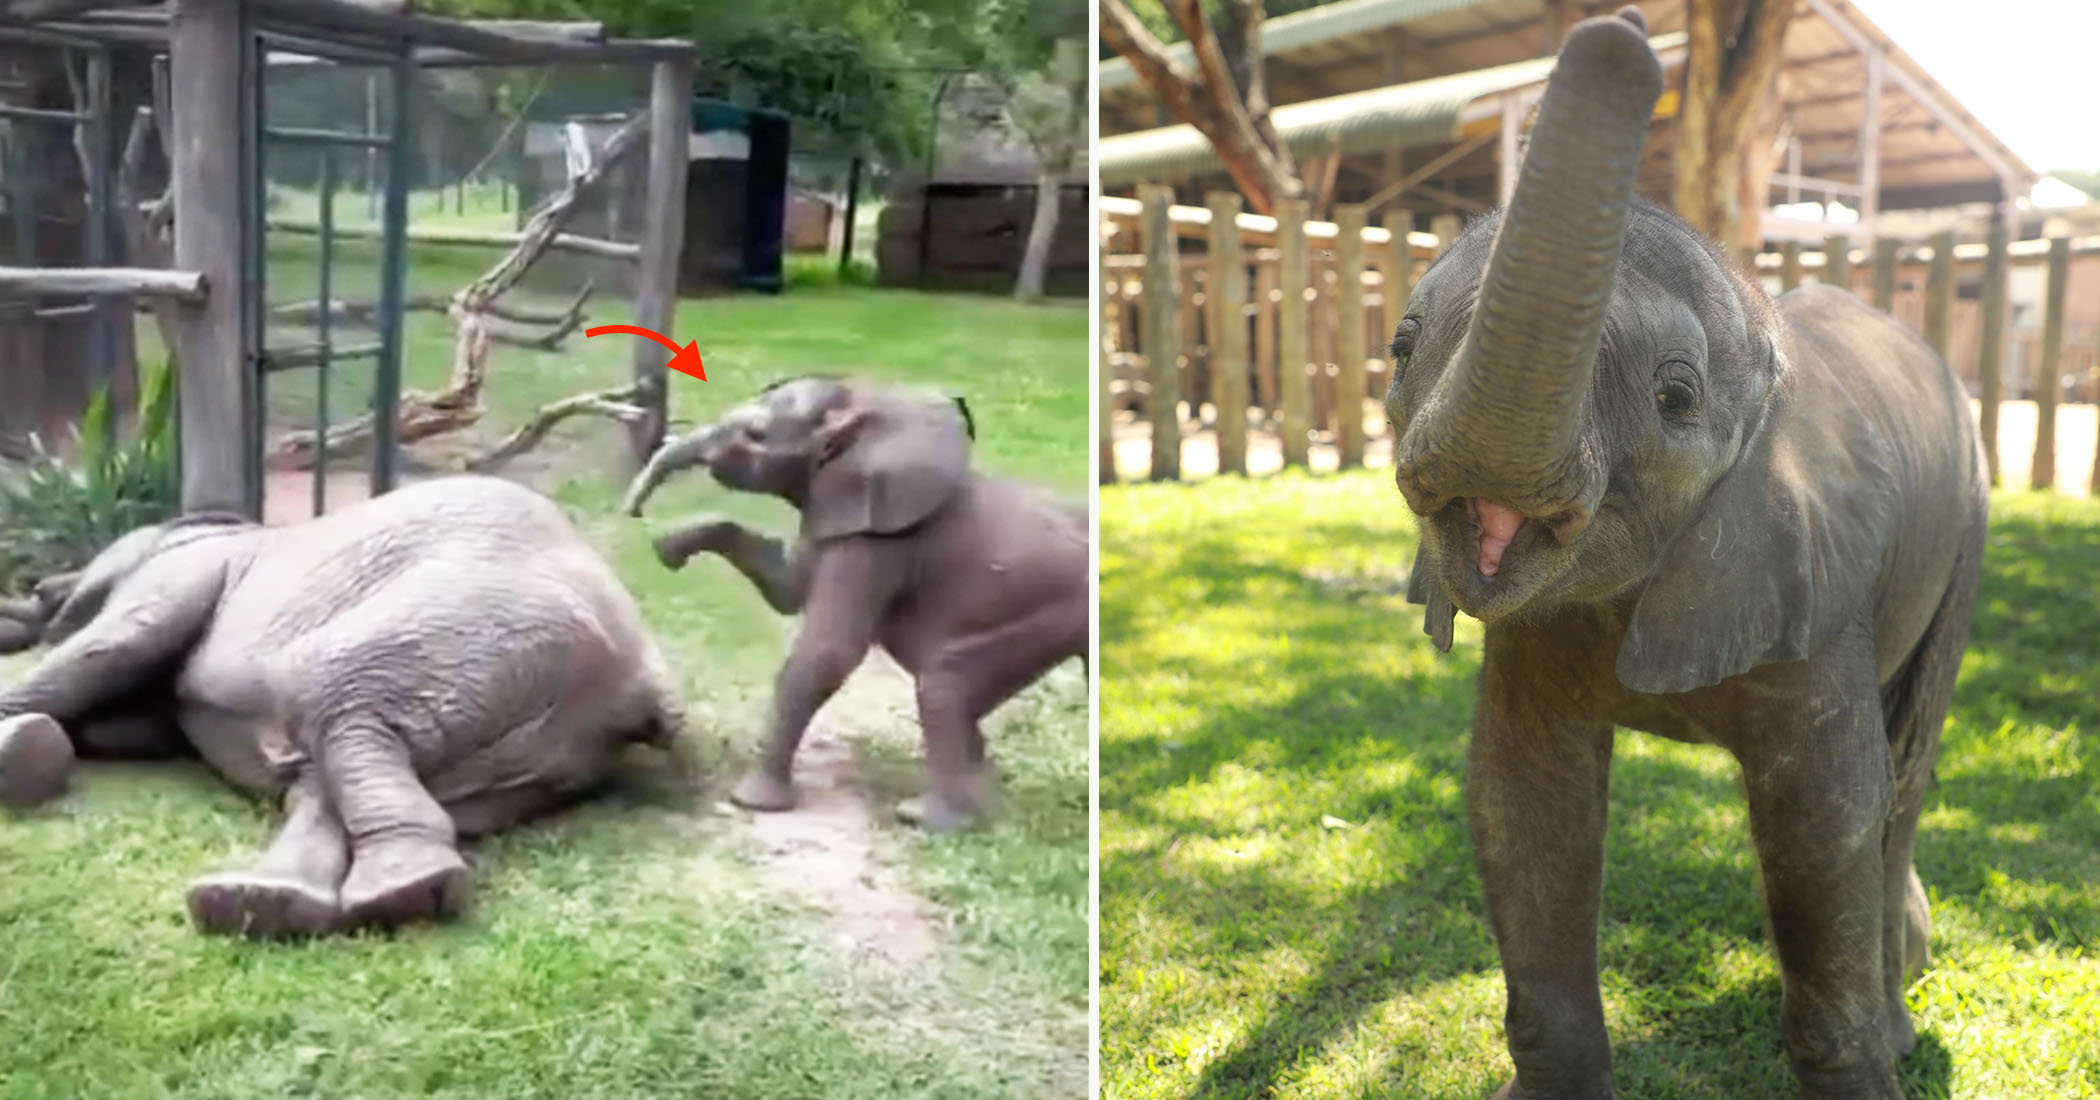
<box><xmin>1100</xmin><ymin>476</ymin><xmax>2098</xmax><ymax>1099</ymax></box>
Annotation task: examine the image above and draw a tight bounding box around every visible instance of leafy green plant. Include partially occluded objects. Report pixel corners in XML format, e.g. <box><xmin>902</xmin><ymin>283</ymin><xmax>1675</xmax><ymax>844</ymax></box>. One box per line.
<box><xmin>0</xmin><ymin>359</ymin><xmax>181</xmax><ymax>595</ymax></box>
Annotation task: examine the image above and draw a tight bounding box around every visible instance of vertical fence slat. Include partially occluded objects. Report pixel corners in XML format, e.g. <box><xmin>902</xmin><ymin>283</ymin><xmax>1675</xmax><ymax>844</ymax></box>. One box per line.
<box><xmin>1871</xmin><ymin>237</ymin><xmax>1898</xmax><ymax>313</ymax></box>
<box><xmin>1823</xmin><ymin>232</ymin><xmax>1851</xmax><ymax>293</ymax></box>
<box><xmin>1255</xmin><ymin>261</ymin><xmax>1278</xmax><ymax>415</ymax></box>
<box><xmin>1099</xmin><ymin>265</ymin><xmax>1117</xmax><ymax>486</ymax></box>
<box><xmin>1780</xmin><ymin>241</ymin><xmax>1803</xmax><ymax>291</ymax></box>
<box><xmin>1335</xmin><ymin>204</ymin><xmax>1368</xmax><ymax>470</ymax></box>
<box><xmin>1208</xmin><ymin>192</ymin><xmax>1249</xmax><ymax>476</ymax></box>
<box><xmin>1383</xmin><ymin>207</ymin><xmax>1414</xmax><ymax>340</ymax></box>
<box><xmin>1277</xmin><ymin>199</ymin><xmax>1312</xmax><ymax>469</ymax></box>
<box><xmin>1977</xmin><ymin>222</ymin><xmax>2008</xmax><ymax>487</ymax></box>
<box><xmin>1431</xmin><ymin>214</ymin><xmax>1462</xmax><ymax>260</ymax></box>
<box><xmin>2032</xmin><ymin>236</ymin><xmax>2068</xmax><ymax>491</ymax></box>
<box><xmin>1139</xmin><ymin>184</ymin><xmax>1182</xmax><ymax>481</ymax></box>
<box><xmin>1924</xmin><ymin>230</ymin><xmax>1955</xmax><ymax>361</ymax></box>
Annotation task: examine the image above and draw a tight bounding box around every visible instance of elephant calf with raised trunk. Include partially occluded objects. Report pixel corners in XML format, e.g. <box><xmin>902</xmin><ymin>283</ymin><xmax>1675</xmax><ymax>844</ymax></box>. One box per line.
<box><xmin>1382</xmin><ymin>9</ymin><xmax>1985</xmax><ymax>1099</ymax></box>
<box><xmin>623</xmin><ymin>376</ymin><xmax>1088</xmax><ymax>832</ymax></box>
<box><xmin>0</xmin><ymin>476</ymin><xmax>686</xmax><ymax>937</ymax></box>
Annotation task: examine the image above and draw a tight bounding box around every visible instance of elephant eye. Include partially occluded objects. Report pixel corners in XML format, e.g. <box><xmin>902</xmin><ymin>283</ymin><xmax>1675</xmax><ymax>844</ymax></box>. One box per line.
<box><xmin>1389</xmin><ymin>318</ymin><xmax>1421</xmax><ymax>370</ymax></box>
<box><xmin>1654</xmin><ymin>378</ymin><xmax>1698</xmax><ymax>419</ymax></box>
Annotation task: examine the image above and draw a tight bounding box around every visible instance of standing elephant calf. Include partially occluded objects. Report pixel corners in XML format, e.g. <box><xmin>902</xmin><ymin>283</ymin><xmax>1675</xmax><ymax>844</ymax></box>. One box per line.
<box><xmin>1382</xmin><ymin>10</ymin><xmax>1985</xmax><ymax>1099</ymax></box>
<box><xmin>623</xmin><ymin>376</ymin><xmax>1088</xmax><ymax>831</ymax></box>
<box><xmin>0</xmin><ymin>476</ymin><xmax>686</xmax><ymax>937</ymax></box>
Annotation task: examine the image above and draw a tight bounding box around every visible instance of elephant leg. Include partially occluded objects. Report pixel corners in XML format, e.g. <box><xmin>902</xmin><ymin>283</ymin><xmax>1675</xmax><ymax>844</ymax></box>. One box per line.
<box><xmin>1875</xmin><ymin>556</ymin><xmax>1975</xmax><ymax>1053</ymax></box>
<box><xmin>730</xmin><ymin>543</ymin><xmax>897</xmax><ymax>812</ymax></box>
<box><xmin>186</xmin><ymin>772</ymin><xmax>347</xmax><ymax>938</ymax></box>
<box><xmin>0</xmin><ymin>560</ymin><xmax>218</xmax><ymax>725</ymax></box>
<box><xmin>1732</xmin><ymin>651</ymin><xmax>1902</xmax><ymax>1099</ymax></box>
<box><xmin>654</xmin><ymin>517</ymin><xmax>808</xmax><ymax>615</ymax></box>
<box><xmin>319</xmin><ymin>719</ymin><xmax>471</xmax><ymax>930</ymax></box>
<box><xmin>900</xmin><ymin>598</ymin><xmax>1085</xmax><ymax>831</ymax></box>
<box><xmin>1469</xmin><ymin>667</ymin><xmax>1615</xmax><ymax>1100</ymax></box>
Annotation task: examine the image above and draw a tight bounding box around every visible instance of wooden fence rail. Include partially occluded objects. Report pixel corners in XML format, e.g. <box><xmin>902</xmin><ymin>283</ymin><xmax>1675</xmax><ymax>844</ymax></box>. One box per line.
<box><xmin>1101</xmin><ymin>190</ymin><xmax>2100</xmax><ymax>496</ymax></box>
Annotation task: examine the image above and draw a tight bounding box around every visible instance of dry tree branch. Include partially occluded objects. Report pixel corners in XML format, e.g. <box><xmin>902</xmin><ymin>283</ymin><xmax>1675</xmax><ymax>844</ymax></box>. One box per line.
<box><xmin>463</xmin><ymin>382</ymin><xmax>645</xmax><ymax>473</ymax></box>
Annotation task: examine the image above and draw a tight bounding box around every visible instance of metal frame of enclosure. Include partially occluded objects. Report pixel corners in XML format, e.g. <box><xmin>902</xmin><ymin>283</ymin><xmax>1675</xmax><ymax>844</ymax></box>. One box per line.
<box><xmin>0</xmin><ymin>0</ymin><xmax>692</xmax><ymax>519</ymax></box>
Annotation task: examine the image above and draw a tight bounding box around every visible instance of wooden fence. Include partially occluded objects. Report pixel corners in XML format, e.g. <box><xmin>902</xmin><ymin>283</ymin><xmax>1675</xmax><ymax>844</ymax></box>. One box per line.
<box><xmin>1100</xmin><ymin>185</ymin><xmax>2100</xmax><ymax>495</ymax></box>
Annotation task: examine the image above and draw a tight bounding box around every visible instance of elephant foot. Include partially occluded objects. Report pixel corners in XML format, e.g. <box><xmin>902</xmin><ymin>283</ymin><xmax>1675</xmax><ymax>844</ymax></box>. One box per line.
<box><xmin>338</xmin><ymin>840</ymin><xmax>472</xmax><ymax>931</ymax></box>
<box><xmin>1488</xmin><ymin>1079</ymin><xmax>1614</xmax><ymax>1100</ymax></box>
<box><xmin>895</xmin><ymin>768</ymin><xmax>995</xmax><ymax>832</ymax></box>
<box><xmin>0</xmin><ymin>713</ymin><xmax>74</xmax><ymax>811</ymax></box>
<box><xmin>729</xmin><ymin>768</ymin><xmax>798</xmax><ymax>812</ymax></box>
<box><xmin>186</xmin><ymin>871</ymin><xmax>340</xmax><ymax>938</ymax></box>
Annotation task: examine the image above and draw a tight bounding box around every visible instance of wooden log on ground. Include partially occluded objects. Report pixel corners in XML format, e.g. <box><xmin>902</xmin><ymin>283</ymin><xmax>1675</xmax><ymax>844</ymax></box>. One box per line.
<box><xmin>1779</xmin><ymin>241</ymin><xmax>1802</xmax><ymax>291</ymax></box>
<box><xmin>1924</xmin><ymin>230</ymin><xmax>1955</xmax><ymax>360</ymax></box>
<box><xmin>466</xmin><ymin>383</ymin><xmax>646</xmax><ymax>472</ymax></box>
<box><xmin>1140</xmin><ymin>184</ymin><xmax>1181</xmax><ymax>482</ymax></box>
<box><xmin>1208</xmin><ymin>192</ymin><xmax>1249</xmax><ymax>477</ymax></box>
<box><xmin>1334</xmin><ymin>204</ymin><xmax>1368</xmax><ymax>470</ymax></box>
<box><xmin>1977</xmin><ymin>222</ymin><xmax>2008</xmax><ymax>486</ymax></box>
<box><xmin>0</xmin><ymin>266</ymin><xmax>206</xmax><ymax>300</ymax></box>
<box><xmin>1871</xmin><ymin>238</ymin><xmax>1898</xmax><ymax>312</ymax></box>
<box><xmin>267</xmin><ymin>220</ymin><xmax>639</xmax><ymax>260</ymax></box>
<box><xmin>1276</xmin><ymin>199</ymin><xmax>1312</xmax><ymax>470</ymax></box>
<box><xmin>2032</xmin><ymin>236</ymin><xmax>2068</xmax><ymax>491</ymax></box>
<box><xmin>1823</xmin><ymin>232</ymin><xmax>1851</xmax><ymax>293</ymax></box>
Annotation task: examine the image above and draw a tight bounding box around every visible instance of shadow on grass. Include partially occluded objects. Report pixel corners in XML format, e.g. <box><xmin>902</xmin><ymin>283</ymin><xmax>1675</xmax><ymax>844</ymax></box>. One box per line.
<box><xmin>1103</xmin><ymin>484</ymin><xmax>2098</xmax><ymax>1098</ymax></box>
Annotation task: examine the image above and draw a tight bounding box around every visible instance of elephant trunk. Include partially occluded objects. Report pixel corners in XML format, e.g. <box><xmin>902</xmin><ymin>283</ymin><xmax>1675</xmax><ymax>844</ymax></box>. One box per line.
<box><xmin>621</xmin><ymin>425</ymin><xmax>723</xmax><ymax>517</ymax></box>
<box><xmin>1392</xmin><ymin>7</ymin><xmax>1663</xmax><ymax>540</ymax></box>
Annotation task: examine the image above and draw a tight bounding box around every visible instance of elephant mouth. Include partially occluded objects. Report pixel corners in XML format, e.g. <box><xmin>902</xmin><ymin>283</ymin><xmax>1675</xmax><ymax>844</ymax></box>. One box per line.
<box><xmin>1430</xmin><ymin>498</ymin><xmax>1564</xmax><ymax>621</ymax></box>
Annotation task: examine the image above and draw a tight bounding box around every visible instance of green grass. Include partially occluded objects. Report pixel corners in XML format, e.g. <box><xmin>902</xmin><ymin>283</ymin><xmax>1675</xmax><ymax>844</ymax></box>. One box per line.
<box><xmin>0</xmin><ymin>278</ymin><xmax>1090</xmax><ymax>1099</ymax></box>
<box><xmin>1099</xmin><ymin>475</ymin><xmax>2100</xmax><ymax>1099</ymax></box>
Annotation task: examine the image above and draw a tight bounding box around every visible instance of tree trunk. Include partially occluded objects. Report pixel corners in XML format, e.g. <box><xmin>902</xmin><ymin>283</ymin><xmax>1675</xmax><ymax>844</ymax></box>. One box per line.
<box><xmin>1014</xmin><ymin>165</ymin><xmax>1062</xmax><ymax>302</ymax></box>
<box><xmin>1671</xmin><ymin>0</ymin><xmax>1792</xmax><ymax>257</ymax></box>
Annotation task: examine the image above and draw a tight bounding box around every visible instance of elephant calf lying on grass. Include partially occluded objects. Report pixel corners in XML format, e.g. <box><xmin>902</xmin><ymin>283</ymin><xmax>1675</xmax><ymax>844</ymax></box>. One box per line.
<box><xmin>623</xmin><ymin>376</ymin><xmax>1088</xmax><ymax>831</ymax></box>
<box><xmin>0</xmin><ymin>476</ymin><xmax>686</xmax><ymax>937</ymax></box>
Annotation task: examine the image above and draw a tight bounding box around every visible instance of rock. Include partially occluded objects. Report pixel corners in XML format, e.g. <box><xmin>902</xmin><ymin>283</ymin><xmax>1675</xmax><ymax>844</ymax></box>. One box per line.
<box><xmin>0</xmin><ymin>714</ymin><xmax>74</xmax><ymax>810</ymax></box>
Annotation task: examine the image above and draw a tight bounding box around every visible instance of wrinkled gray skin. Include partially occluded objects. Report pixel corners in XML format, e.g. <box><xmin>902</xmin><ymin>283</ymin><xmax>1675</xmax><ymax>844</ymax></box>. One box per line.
<box><xmin>1384</xmin><ymin>11</ymin><xmax>1986</xmax><ymax>1100</ymax></box>
<box><xmin>0</xmin><ymin>476</ymin><xmax>685</xmax><ymax>937</ymax></box>
<box><xmin>623</xmin><ymin>376</ymin><xmax>1087</xmax><ymax>831</ymax></box>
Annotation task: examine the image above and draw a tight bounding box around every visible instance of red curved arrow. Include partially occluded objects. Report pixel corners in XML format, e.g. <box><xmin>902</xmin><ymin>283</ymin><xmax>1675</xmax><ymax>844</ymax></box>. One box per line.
<box><xmin>585</xmin><ymin>324</ymin><xmax>705</xmax><ymax>381</ymax></box>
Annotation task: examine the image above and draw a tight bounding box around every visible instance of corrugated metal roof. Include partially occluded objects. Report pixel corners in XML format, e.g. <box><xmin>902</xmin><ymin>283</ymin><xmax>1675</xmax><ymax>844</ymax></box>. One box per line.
<box><xmin>1099</xmin><ymin>0</ymin><xmax>1487</xmax><ymax>94</ymax></box>
<box><xmin>1099</xmin><ymin>31</ymin><xmax>1685</xmax><ymax>186</ymax></box>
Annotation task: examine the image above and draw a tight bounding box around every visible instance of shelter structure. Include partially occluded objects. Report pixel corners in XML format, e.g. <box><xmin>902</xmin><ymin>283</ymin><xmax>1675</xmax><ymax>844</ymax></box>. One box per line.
<box><xmin>1099</xmin><ymin>0</ymin><xmax>2035</xmax><ymax>247</ymax></box>
<box><xmin>0</xmin><ymin>0</ymin><xmax>692</xmax><ymax>519</ymax></box>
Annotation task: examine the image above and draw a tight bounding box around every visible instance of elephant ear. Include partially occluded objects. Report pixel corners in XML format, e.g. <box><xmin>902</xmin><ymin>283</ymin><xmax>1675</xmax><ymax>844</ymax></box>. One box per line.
<box><xmin>1616</xmin><ymin>363</ymin><xmax>1896</xmax><ymax>695</ymax></box>
<box><xmin>802</xmin><ymin>390</ymin><xmax>971</xmax><ymax>541</ymax></box>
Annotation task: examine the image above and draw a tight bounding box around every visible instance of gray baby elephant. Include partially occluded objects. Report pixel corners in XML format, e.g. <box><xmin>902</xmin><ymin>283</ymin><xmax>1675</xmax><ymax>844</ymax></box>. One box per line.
<box><xmin>623</xmin><ymin>376</ymin><xmax>1088</xmax><ymax>831</ymax></box>
<box><xmin>1383</xmin><ymin>9</ymin><xmax>1986</xmax><ymax>1100</ymax></box>
<box><xmin>0</xmin><ymin>476</ymin><xmax>686</xmax><ymax>937</ymax></box>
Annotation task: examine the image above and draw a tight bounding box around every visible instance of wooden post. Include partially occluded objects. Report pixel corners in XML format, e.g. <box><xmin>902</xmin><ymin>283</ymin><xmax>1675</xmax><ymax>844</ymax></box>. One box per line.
<box><xmin>628</xmin><ymin>56</ymin><xmax>693</xmax><ymax>466</ymax></box>
<box><xmin>1822</xmin><ymin>232</ymin><xmax>1851</xmax><ymax>293</ymax></box>
<box><xmin>1254</xmin><ymin>260</ymin><xmax>1278</xmax><ymax>415</ymax></box>
<box><xmin>1276</xmin><ymin>199</ymin><xmax>1312</xmax><ymax>470</ymax></box>
<box><xmin>1431</xmin><ymin>213</ymin><xmax>1462</xmax><ymax>259</ymax></box>
<box><xmin>1779</xmin><ymin>241</ymin><xmax>1803</xmax><ymax>291</ymax></box>
<box><xmin>1334</xmin><ymin>204</ymin><xmax>1369</xmax><ymax>469</ymax></box>
<box><xmin>1207</xmin><ymin>192</ymin><xmax>1249</xmax><ymax>476</ymax></box>
<box><xmin>1871</xmin><ymin>237</ymin><xmax>1898</xmax><ymax>313</ymax></box>
<box><xmin>2032</xmin><ymin>236</ymin><xmax>2068</xmax><ymax>491</ymax></box>
<box><xmin>1923</xmin><ymin>230</ymin><xmax>1955</xmax><ymax>360</ymax></box>
<box><xmin>1383</xmin><ymin>207</ymin><xmax>1414</xmax><ymax>338</ymax></box>
<box><xmin>1977</xmin><ymin>220</ymin><xmax>2008</xmax><ymax>486</ymax></box>
<box><xmin>1139</xmin><ymin>184</ymin><xmax>1181</xmax><ymax>481</ymax></box>
<box><xmin>169</xmin><ymin>0</ymin><xmax>251</xmax><ymax>515</ymax></box>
